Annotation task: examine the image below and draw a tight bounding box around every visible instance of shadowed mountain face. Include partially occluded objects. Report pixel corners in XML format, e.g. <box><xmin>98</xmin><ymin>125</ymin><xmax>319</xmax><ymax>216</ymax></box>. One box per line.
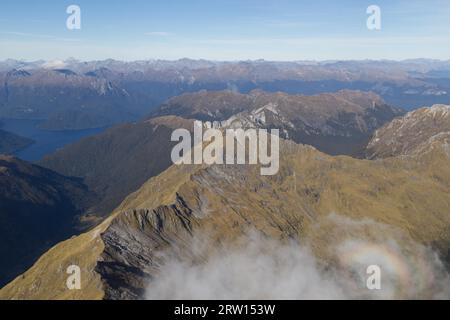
<box><xmin>39</xmin><ymin>90</ymin><xmax>401</xmax><ymax>215</ymax></box>
<box><xmin>0</xmin><ymin>129</ymin><xmax>33</xmax><ymax>154</ymax></box>
<box><xmin>39</xmin><ymin>116</ymin><xmax>195</xmax><ymax>214</ymax></box>
<box><xmin>1</xmin><ymin>59</ymin><xmax>449</xmax><ymax>130</ymax></box>
<box><xmin>0</xmin><ymin>155</ymin><xmax>93</xmax><ymax>287</ymax></box>
<box><xmin>1</xmin><ymin>118</ymin><xmax>449</xmax><ymax>299</ymax></box>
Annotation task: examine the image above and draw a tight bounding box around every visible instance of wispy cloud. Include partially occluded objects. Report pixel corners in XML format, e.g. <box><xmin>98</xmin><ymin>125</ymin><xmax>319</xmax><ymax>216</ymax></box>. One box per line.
<box><xmin>0</xmin><ymin>31</ymin><xmax>81</xmax><ymax>42</ymax></box>
<box><xmin>0</xmin><ymin>18</ymin><xmax>47</xmax><ymax>23</ymax></box>
<box><xmin>265</xmin><ymin>20</ymin><xmax>304</xmax><ymax>28</ymax></box>
<box><xmin>1</xmin><ymin>31</ymin><xmax>54</xmax><ymax>39</ymax></box>
<box><xmin>144</xmin><ymin>31</ymin><xmax>173</xmax><ymax>36</ymax></box>
<box><xmin>193</xmin><ymin>35</ymin><xmax>450</xmax><ymax>46</ymax></box>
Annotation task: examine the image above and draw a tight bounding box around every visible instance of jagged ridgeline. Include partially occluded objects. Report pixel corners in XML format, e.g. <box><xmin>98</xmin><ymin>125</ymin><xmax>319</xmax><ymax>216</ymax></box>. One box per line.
<box><xmin>39</xmin><ymin>90</ymin><xmax>403</xmax><ymax>215</ymax></box>
<box><xmin>1</xmin><ymin>111</ymin><xmax>449</xmax><ymax>299</ymax></box>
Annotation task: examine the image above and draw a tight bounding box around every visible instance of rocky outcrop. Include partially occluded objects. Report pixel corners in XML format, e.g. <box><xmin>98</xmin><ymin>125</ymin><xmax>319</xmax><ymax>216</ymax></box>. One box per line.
<box><xmin>367</xmin><ymin>104</ymin><xmax>450</xmax><ymax>159</ymax></box>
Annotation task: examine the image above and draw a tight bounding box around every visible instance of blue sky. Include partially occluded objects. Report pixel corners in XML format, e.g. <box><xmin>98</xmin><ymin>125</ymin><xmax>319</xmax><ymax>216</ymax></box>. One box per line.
<box><xmin>0</xmin><ymin>0</ymin><xmax>449</xmax><ymax>61</ymax></box>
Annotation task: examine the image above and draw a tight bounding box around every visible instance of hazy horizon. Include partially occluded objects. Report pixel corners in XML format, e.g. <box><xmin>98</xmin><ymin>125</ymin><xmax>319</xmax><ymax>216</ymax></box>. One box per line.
<box><xmin>2</xmin><ymin>57</ymin><xmax>450</xmax><ymax>63</ymax></box>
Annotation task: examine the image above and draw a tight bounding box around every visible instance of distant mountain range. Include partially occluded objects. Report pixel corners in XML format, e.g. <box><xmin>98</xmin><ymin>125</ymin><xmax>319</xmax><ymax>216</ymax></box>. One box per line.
<box><xmin>1</xmin><ymin>59</ymin><xmax>450</xmax><ymax>130</ymax></box>
<box><xmin>1</xmin><ymin>103</ymin><xmax>449</xmax><ymax>299</ymax></box>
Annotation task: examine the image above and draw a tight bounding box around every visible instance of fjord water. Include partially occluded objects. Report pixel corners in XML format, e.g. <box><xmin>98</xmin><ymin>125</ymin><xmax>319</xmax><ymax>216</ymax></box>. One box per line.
<box><xmin>0</xmin><ymin>119</ymin><xmax>107</xmax><ymax>161</ymax></box>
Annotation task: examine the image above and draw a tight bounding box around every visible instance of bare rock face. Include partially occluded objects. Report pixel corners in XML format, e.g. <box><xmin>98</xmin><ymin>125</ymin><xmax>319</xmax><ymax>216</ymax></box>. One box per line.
<box><xmin>97</xmin><ymin>198</ymin><xmax>196</xmax><ymax>300</ymax></box>
<box><xmin>366</xmin><ymin>104</ymin><xmax>450</xmax><ymax>159</ymax></box>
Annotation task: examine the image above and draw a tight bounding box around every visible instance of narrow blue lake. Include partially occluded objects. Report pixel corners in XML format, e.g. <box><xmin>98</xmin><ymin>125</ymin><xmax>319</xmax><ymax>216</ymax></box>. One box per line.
<box><xmin>0</xmin><ymin>119</ymin><xmax>107</xmax><ymax>162</ymax></box>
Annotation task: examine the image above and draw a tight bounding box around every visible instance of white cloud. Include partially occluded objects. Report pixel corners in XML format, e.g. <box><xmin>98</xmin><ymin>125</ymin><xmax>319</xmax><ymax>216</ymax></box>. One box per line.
<box><xmin>145</xmin><ymin>216</ymin><xmax>450</xmax><ymax>300</ymax></box>
<box><xmin>146</xmin><ymin>232</ymin><xmax>347</xmax><ymax>300</ymax></box>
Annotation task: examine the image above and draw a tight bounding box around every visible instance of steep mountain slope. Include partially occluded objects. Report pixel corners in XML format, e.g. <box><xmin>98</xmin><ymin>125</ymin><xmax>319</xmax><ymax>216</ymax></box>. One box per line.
<box><xmin>39</xmin><ymin>90</ymin><xmax>401</xmax><ymax>214</ymax></box>
<box><xmin>39</xmin><ymin>116</ymin><xmax>194</xmax><ymax>214</ymax></box>
<box><xmin>367</xmin><ymin>104</ymin><xmax>450</xmax><ymax>159</ymax></box>
<box><xmin>153</xmin><ymin>90</ymin><xmax>404</xmax><ymax>155</ymax></box>
<box><xmin>0</xmin><ymin>156</ymin><xmax>93</xmax><ymax>287</ymax></box>
<box><xmin>2</xmin><ymin>134</ymin><xmax>449</xmax><ymax>299</ymax></box>
<box><xmin>0</xmin><ymin>129</ymin><xmax>33</xmax><ymax>154</ymax></box>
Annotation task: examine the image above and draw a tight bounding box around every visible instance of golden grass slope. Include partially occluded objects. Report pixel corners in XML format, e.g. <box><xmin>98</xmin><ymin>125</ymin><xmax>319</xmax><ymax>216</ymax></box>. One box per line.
<box><xmin>1</xmin><ymin>137</ymin><xmax>449</xmax><ymax>299</ymax></box>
